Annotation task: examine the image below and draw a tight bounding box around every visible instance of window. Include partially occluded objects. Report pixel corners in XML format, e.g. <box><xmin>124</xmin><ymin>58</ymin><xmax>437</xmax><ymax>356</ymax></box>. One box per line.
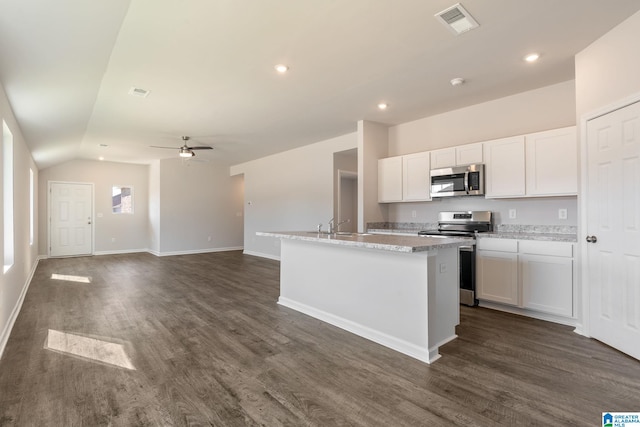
<box><xmin>3</xmin><ymin>120</ymin><xmax>14</xmax><ymax>272</ymax></box>
<box><xmin>112</xmin><ymin>186</ymin><xmax>134</xmax><ymax>214</ymax></box>
<box><xmin>30</xmin><ymin>168</ymin><xmax>34</xmax><ymax>245</ymax></box>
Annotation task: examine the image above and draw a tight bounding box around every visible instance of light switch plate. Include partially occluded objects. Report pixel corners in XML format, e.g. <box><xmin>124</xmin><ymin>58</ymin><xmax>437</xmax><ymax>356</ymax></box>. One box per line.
<box><xmin>559</xmin><ymin>208</ymin><xmax>568</xmax><ymax>220</ymax></box>
<box><xmin>509</xmin><ymin>209</ymin><xmax>517</xmax><ymax>219</ymax></box>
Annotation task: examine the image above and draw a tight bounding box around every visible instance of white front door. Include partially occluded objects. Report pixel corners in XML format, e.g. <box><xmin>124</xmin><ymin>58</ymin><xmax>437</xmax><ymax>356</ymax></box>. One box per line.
<box><xmin>49</xmin><ymin>182</ymin><xmax>93</xmax><ymax>257</ymax></box>
<box><xmin>586</xmin><ymin>100</ymin><xmax>640</xmax><ymax>360</ymax></box>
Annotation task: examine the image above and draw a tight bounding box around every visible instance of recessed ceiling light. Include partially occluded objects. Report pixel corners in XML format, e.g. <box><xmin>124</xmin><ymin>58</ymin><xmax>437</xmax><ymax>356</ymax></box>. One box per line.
<box><xmin>98</xmin><ymin>156</ymin><xmax>104</xmax><ymax>161</ymax></box>
<box><xmin>378</xmin><ymin>103</ymin><xmax>388</xmax><ymax>110</ymax></box>
<box><xmin>275</xmin><ymin>64</ymin><xmax>289</xmax><ymax>73</ymax></box>
<box><xmin>99</xmin><ymin>144</ymin><xmax>108</xmax><ymax>147</ymax></box>
<box><xmin>524</xmin><ymin>53</ymin><xmax>540</xmax><ymax>62</ymax></box>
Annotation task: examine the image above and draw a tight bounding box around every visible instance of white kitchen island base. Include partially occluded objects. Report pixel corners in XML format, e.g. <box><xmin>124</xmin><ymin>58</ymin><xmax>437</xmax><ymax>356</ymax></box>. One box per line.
<box><xmin>277</xmin><ymin>237</ymin><xmax>460</xmax><ymax>363</ymax></box>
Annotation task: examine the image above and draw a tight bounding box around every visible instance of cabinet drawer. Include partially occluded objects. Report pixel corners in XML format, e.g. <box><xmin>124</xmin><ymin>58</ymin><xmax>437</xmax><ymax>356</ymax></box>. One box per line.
<box><xmin>519</xmin><ymin>240</ymin><xmax>573</xmax><ymax>257</ymax></box>
<box><xmin>476</xmin><ymin>238</ymin><xmax>518</xmax><ymax>252</ymax></box>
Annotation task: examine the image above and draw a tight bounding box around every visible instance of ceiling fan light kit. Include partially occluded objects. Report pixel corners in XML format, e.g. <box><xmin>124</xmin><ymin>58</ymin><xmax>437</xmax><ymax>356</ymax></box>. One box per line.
<box><xmin>179</xmin><ymin>148</ymin><xmax>194</xmax><ymax>157</ymax></box>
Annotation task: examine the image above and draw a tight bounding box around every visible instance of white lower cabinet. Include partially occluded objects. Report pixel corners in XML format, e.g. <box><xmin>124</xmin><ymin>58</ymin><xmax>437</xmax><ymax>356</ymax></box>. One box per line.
<box><xmin>477</xmin><ymin>239</ymin><xmax>518</xmax><ymax>305</ymax></box>
<box><xmin>477</xmin><ymin>238</ymin><xmax>575</xmax><ymax>321</ymax></box>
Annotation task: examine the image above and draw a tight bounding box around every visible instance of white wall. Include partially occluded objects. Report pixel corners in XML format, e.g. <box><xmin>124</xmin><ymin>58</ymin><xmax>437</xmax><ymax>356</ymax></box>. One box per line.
<box><xmin>385</xmin><ymin>81</ymin><xmax>579</xmax><ymax>227</ymax></box>
<box><xmin>576</xmin><ymin>10</ymin><xmax>640</xmax><ymax>119</ymax></box>
<box><xmin>231</xmin><ymin>132</ymin><xmax>357</xmax><ymax>259</ymax></box>
<box><xmin>0</xmin><ymin>83</ymin><xmax>40</xmax><ymax>359</ymax></box>
<box><xmin>157</xmin><ymin>158</ymin><xmax>243</xmax><ymax>255</ymax></box>
<box><xmin>148</xmin><ymin>160</ymin><xmax>160</xmax><ymax>254</ymax></box>
<box><xmin>389</xmin><ymin>80</ymin><xmax>576</xmax><ymax>156</ymax></box>
<box><xmin>358</xmin><ymin>120</ymin><xmax>389</xmax><ymax>231</ymax></box>
<box><xmin>38</xmin><ymin>160</ymin><xmax>150</xmax><ymax>254</ymax></box>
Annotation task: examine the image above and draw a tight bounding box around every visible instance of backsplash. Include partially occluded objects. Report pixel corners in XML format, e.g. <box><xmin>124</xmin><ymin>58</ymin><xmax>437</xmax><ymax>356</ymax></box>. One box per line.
<box><xmin>368</xmin><ymin>222</ymin><xmax>578</xmax><ymax>235</ymax></box>
<box><xmin>367</xmin><ymin>222</ymin><xmax>437</xmax><ymax>232</ymax></box>
<box><xmin>385</xmin><ymin>196</ymin><xmax>578</xmax><ymax>227</ymax></box>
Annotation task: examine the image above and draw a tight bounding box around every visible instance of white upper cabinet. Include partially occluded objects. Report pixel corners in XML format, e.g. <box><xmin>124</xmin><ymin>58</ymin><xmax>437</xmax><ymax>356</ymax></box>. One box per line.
<box><xmin>430</xmin><ymin>142</ymin><xmax>483</xmax><ymax>169</ymax></box>
<box><xmin>378</xmin><ymin>152</ymin><xmax>431</xmax><ymax>203</ymax></box>
<box><xmin>378</xmin><ymin>156</ymin><xmax>403</xmax><ymax>202</ymax></box>
<box><xmin>430</xmin><ymin>148</ymin><xmax>456</xmax><ymax>169</ymax></box>
<box><xmin>402</xmin><ymin>152</ymin><xmax>431</xmax><ymax>201</ymax></box>
<box><xmin>483</xmin><ymin>136</ymin><xmax>526</xmax><ymax>198</ymax></box>
<box><xmin>525</xmin><ymin>126</ymin><xmax>577</xmax><ymax>196</ymax></box>
<box><xmin>456</xmin><ymin>142</ymin><xmax>484</xmax><ymax>166</ymax></box>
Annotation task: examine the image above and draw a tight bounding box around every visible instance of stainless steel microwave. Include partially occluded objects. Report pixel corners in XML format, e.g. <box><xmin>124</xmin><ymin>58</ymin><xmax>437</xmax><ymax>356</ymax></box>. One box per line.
<box><xmin>430</xmin><ymin>164</ymin><xmax>485</xmax><ymax>198</ymax></box>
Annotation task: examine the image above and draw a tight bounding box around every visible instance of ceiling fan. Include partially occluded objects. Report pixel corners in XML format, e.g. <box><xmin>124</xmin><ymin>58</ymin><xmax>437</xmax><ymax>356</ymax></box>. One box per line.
<box><xmin>150</xmin><ymin>136</ymin><xmax>213</xmax><ymax>158</ymax></box>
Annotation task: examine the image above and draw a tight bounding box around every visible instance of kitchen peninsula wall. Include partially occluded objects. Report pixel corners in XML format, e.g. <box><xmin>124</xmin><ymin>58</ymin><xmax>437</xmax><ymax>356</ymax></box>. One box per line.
<box><xmin>231</xmin><ymin>132</ymin><xmax>357</xmax><ymax>259</ymax></box>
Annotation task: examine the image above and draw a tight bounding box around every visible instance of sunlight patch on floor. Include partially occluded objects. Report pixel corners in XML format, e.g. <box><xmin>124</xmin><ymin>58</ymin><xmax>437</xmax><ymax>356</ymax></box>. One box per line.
<box><xmin>51</xmin><ymin>273</ymin><xmax>92</xmax><ymax>283</ymax></box>
<box><xmin>44</xmin><ymin>329</ymin><xmax>135</xmax><ymax>370</ymax></box>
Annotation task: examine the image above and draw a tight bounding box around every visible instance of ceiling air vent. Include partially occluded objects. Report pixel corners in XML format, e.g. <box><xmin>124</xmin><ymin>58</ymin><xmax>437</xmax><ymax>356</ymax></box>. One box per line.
<box><xmin>435</xmin><ymin>3</ymin><xmax>479</xmax><ymax>35</ymax></box>
<box><xmin>128</xmin><ymin>87</ymin><xmax>150</xmax><ymax>98</ymax></box>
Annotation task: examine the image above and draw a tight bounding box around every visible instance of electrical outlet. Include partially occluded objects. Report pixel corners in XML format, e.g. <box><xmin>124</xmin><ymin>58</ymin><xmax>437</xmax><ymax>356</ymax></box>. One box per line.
<box><xmin>439</xmin><ymin>263</ymin><xmax>447</xmax><ymax>273</ymax></box>
<box><xmin>207</xmin><ymin>236</ymin><xmax>212</xmax><ymax>242</ymax></box>
<box><xmin>559</xmin><ymin>209</ymin><xmax>568</xmax><ymax>220</ymax></box>
<box><xmin>412</xmin><ymin>210</ymin><xmax>417</xmax><ymax>218</ymax></box>
<box><xmin>509</xmin><ymin>209</ymin><xmax>517</xmax><ymax>219</ymax></box>
<box><xmin>111</xmin><ymin>237</ymin><xmax>115</xmax><ymax>243</ymax></box>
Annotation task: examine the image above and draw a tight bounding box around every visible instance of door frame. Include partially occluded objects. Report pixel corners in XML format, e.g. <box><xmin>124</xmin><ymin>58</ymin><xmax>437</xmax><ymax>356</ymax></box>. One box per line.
<box><xmin>47</xmin><ymin>180</ymin><xmax>95</xmax><ymax>257</ymax></box>
<box><xmin>578</xmin><ymin>90</ymin><xmax>640</xmax><ymax>337</ymax></box>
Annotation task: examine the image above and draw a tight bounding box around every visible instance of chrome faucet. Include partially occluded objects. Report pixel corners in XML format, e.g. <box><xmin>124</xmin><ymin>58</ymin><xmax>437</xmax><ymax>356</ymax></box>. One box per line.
<box><xmin>327</xmin><ymin>218</ymin><xmax>350</xmax><ymax>234</ymax></box>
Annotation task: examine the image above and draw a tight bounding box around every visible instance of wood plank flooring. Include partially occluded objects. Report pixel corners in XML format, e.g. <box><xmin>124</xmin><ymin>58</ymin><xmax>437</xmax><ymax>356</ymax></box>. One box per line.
<box><xmin>0</xmin><ymin>251</ymin><xmax>639</xmax><ymax>426</ymax></box>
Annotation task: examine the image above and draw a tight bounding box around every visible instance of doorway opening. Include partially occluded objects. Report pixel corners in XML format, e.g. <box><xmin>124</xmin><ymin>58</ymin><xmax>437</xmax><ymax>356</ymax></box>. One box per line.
<box><xmin>334</xmin><ymin>149</ymin><xmax>358</xmax><ymax>233</ymax></box>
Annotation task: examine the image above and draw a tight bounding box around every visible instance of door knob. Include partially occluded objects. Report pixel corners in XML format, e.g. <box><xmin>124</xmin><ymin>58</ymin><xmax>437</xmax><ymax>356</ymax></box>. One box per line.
<box><xmin>586</xmin><ymin>235</ymin><xmax>598</xmax><ymax>243</ymax></box>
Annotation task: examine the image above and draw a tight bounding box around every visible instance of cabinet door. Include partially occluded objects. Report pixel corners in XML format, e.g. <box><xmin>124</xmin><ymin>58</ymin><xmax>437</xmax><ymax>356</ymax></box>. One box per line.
<box><xmin>525</xmin><ymin>126</ymin><xmax>577</xmax><ymax>196</ymax></box>
<box><xmin>456</xmin><ymin>142</ymin><xmax>483</xmax><ymax>166</ymax></box>
<box><xmin>483</xmin><ymin>136</ymin><xmax>526</xmax><ymax>198</ymax></box>
<box><xmin>521</xmin><ymin>254</ymin><xmax>573</xmax><ymax>317</ymax></box>
<box><xmin>378</xmin><ymin>156</ymin><xmax>403</xmax><ymax>202</ymax></box>
<box><xmin>430</xmin><ymin>148</ymin><xmax>456</xmax><ymax>169</ymax></box>
<box><xmin>477</xmin><ymin>250</ymin><xmax>519</xmax><ymax>306</ymax></box>
<box><xmin>403</xmin><ymin>152</ymin><xmax>431</xmax><ymax>201</ymax></box>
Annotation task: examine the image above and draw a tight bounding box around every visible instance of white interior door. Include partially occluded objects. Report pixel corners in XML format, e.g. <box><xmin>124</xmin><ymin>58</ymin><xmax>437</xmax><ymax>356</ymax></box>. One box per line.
<box><xmin>49</xmin><ymin>182</ymin><xmax>93</xmax><ymax>257</ymax></box>
<box><xmin>586</xmin><ymin>100</ymin><xmax>640</xmax><ymax>360</ymax></box>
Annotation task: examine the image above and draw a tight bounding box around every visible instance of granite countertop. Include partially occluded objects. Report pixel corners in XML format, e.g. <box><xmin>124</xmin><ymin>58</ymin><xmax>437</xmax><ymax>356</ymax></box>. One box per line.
<box><xmin>257</xmin><ymin>231</ymin><xmax>473</xmax><ymax>253</ymax></box>
<box><xmin>367</xmin><ymin>223</ymin><xmax>578</xmax><ymax>243</ymax></box>
<box><xmin>477</xmin><ymin>232</ymin><xmax>577</xmax><ymax>242</ymax></box>
<box><xmin>481</xmin><ymin>224</ymin><xmax>578</xmax><ymax>242</ymax></box>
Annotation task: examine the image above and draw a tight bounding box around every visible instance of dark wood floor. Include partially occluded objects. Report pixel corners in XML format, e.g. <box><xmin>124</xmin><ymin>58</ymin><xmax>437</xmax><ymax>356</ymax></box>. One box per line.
<box><xmin>0</xmin><ymin>251</ymin><xmax>638</xmax><ymax>426</ymax></box>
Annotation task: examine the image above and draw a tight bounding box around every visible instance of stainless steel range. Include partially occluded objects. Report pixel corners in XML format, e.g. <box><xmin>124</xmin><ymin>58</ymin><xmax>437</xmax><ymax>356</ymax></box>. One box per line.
<box><xmin>418</xmin><ymin>211</ymin><xmax>493</xmax><ymax>306</ymax></box>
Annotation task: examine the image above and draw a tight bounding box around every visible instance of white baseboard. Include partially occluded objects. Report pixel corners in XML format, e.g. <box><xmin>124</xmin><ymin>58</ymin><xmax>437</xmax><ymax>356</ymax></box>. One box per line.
<box><xmin>94</xmin><ymin>249</ymin><xmax>149</xmax><ymax>256</ymax></box>
<box><xmin>153</xmin><ymin>246</ymin><xmax>244</xmax><ymax>257</ymax></box>
<box><xmin>0</xmin><ymin>256</ymin><xmax>43</xmax><ymax>360</ymax></box>
<box><xmin>278</xmin><ymin>297</ymin><xmax>437</xmax><ymax>364</ymax></box>
<box><xmin>242</xmin><ymin>250</ymin><xmax>281</xmax><ymax>261</ymax></box>
<box><xmin>478</xmin><ymin>301</ymin><xmax>577</xmax><ymax>327</ymax></box>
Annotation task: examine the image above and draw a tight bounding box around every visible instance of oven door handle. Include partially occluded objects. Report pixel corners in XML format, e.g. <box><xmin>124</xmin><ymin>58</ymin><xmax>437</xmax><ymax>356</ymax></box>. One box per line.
<box><xmin>459</xmin><ymin>245</ymin><xmax>474</xmax><ymax>252</ymax></box>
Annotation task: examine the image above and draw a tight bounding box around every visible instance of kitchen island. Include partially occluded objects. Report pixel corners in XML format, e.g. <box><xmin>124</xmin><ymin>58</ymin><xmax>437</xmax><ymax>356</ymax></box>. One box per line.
<box><xmin>257</xmin><ymin>231</ymin><xmax>472</xmax><ymax>363</ymax></box>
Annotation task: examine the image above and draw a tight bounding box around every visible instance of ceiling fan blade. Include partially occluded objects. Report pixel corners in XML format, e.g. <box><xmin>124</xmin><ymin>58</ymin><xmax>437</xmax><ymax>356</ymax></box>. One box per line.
<box><xmin>150</xmin><ymin>145</ymin><xmax>179</xmax><ymax>149</ymax></box>
<box><xmin>189</xmin><ymin>146</ymin><xmax>213</xmax><ymax>150</ymax></box>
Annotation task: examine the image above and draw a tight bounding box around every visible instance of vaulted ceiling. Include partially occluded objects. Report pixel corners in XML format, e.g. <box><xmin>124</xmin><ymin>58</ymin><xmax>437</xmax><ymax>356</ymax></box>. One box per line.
<box><xmin>1</xmin><ymin>0</ymin><xmax>639</xmax><ymax>169</ymax></box>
